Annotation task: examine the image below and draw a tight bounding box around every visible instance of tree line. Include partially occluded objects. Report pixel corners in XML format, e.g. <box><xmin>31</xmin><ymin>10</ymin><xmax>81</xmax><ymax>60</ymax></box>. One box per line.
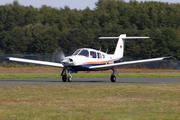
<box><xmin>0</xmin><ymin>0</ymin><xmax>180</xmax><ymax>59</ymax></box>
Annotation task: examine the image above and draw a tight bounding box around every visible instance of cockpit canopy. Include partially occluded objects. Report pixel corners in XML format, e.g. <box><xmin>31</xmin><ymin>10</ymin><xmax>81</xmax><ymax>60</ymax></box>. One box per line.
<box><xmin>72</xmin><ymin>49</ymin><xmax>89</xmax><ymax>57</ymax></box>
<box><xmin>72</xmin><ymin>49</ymin><xmax>105</xmax><ymax>59</ymax></box>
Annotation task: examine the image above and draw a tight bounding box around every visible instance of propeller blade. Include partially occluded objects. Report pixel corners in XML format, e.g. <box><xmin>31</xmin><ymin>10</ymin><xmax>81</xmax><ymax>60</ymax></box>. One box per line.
<box><xmin>52</xmin><ymin>47</ymin><xmax>65</xmax><ymax>63</ymax></box>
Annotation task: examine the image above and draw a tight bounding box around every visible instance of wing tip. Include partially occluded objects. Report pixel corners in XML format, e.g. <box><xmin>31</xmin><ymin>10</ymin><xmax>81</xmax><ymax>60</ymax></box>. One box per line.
<box><xmin>5</xmin><ymin>57</ymin><xmax>10</xmax><ymax>60</ymax></box>
<box><xmin>163</xmin><ymin>56</ymin><xmax>174</xmax><ymax>60</ymax></box>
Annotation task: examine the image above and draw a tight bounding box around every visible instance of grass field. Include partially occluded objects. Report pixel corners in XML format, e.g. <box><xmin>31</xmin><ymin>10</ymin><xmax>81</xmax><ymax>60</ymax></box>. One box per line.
<box><xmin>0</xmin><ymin>84</ymin><xmax>180</xmax><ymax>120</ymax></box>
<box><xmin>0</xmin><ymin>67</ymin><xmax>180</xmax><ymax>79</ymax></box>
<box><xmin>0</xmin><ymin>72</ymin><xmax>180</xmax><ymax>79</ymax></box>
<box><xmin>0</xmin><ymin>67</ymin><xmax>180</xmax><ymax>119</ymax></box>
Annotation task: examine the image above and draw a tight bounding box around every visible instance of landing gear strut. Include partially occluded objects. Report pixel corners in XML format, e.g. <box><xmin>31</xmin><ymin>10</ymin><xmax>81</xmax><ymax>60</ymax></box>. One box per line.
<box><xmin>110</xmin><ymin>69</ymin><xmax>116</xmax><ymax>82</ymax></box>
<box><xmin>61</xmin><ymin>68</ymin><xmax>72</xmax><ymax>82</ymax></box>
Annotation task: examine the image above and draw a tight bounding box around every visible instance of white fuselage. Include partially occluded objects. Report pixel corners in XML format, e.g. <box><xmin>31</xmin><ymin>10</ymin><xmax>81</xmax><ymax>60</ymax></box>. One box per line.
<box><xmin>63</xmin><ymin>48</ymin><xmax>122</xmax><ymax>71</ymax></box>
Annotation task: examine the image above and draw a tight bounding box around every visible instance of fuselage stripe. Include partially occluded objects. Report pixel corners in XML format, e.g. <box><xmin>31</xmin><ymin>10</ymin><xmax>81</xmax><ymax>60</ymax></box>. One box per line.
<box><xmin>80</xmin><ymin>57</ymin><xmax>122</xmax><ymax>65</ymax></box>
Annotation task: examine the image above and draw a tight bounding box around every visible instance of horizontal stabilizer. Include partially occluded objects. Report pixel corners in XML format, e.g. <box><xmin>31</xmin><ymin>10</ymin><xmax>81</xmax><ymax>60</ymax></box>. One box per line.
<box><xmin>99</xmin><ymin>37</ymin><xmax>120</xmax><ymax>39</ymax></box>
<box><xmin>124</xmin><ymin>37</ymin><xmax>150</xmax><ymax>39</ymax></box>
<box><xmin>5</xmin><ymin>57</ymin><xmax>64</xmax><ymax>68</ymax></box>
<box><xmin>98</xmin><ymin>37</ymin><xmax>149</xmax><ymax>39</ymax></box>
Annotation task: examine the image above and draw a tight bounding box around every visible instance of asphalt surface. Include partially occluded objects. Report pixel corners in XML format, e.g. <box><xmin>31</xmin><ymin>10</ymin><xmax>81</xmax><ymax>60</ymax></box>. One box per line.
<box><xmin>0</xmin><ymin>78</ymin><xmax>180</xmax><ymax>86</ymax></box>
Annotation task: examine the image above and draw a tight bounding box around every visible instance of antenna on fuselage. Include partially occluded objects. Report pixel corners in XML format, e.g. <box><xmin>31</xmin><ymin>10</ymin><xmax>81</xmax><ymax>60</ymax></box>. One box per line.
<box><xmin>99</xmin><ymin>46</ymin><xmax>102</xmax><ymax>51</ymax></box>
<box><xmin>106</xmin><ymin>48</ymin><xmax>108</xmax><ymax>53</ymax></box>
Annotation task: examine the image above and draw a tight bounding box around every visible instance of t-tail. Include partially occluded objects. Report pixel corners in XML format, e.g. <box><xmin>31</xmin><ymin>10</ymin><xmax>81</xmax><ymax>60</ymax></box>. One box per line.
<box><xmin>99</xmin><ymin>34</ymin><xmax>150</xmax><ymax>58</ymax></box>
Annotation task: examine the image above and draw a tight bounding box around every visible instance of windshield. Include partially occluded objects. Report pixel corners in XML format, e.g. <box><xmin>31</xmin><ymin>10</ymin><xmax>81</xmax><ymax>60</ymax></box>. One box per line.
<box><xmin>72</xmin><ymin>49</ymin><xmax>81</xmax><ymax>55</ymax></box>
<box><xmin>78</xmin><ymin>50</ymin><xmax>89</xmax><ymax>57</ymax></box>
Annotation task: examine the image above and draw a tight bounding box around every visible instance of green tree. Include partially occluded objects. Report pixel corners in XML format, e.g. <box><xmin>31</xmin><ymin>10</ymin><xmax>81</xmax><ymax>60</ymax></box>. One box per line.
<box><xmin>5</xmin><ymin>26</ymin><xmax>28</xmax><ymax>52</ymax></box>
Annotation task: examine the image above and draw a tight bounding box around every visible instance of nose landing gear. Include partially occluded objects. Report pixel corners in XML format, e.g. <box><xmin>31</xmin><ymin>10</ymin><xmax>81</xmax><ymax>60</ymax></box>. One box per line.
<box><xmin>61</xmin><ymin>68</ymin><xmax>72</xmax><ymax>82</ymax></box>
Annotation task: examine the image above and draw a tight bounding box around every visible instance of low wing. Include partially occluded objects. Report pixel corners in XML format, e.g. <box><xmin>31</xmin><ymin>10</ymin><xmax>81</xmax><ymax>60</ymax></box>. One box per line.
<box><xmin>5</xmin><ymin>57</ymin><xmax>64</xmax><ymax>68</ymax></box>
<box><xmin>89</xmin><ymin>56</ymin><xmax>174</xmax><ymax>70</ymax></box>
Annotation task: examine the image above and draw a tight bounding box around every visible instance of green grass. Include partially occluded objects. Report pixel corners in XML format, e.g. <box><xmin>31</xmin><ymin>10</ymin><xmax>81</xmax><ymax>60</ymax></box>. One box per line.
<box><xmin>0</xmin><ymin>84</ymin><xmax>180</xmax><ymax>119</ymax></box>
<box><xmin>0</xmin><ymin>73</ymin><xmax>180</xmax><ymax>79</ymax></box>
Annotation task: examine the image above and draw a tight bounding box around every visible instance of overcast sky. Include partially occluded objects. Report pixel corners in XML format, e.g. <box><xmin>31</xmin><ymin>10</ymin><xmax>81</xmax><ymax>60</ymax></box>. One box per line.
<box><xmin>0</xmin><ymin>0</ymin><xmax>180</xmax><ymax>10</ymax></box>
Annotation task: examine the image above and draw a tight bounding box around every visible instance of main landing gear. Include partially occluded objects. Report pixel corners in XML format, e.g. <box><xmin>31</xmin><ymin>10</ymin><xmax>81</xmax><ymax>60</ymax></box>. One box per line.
<box><xmin>110</xmin><ymin>75</ymin><xmax>116</xmax><ymax>82</ymax></box>
<box><xmin>110</xmin><ymin>69</ymin><xmax>116</xmax><ymax>82</ymax></box>
<box><xmin>61</xmin><ymin>69</ymin><xmax>72</xmax><ymax>82</ymax></box>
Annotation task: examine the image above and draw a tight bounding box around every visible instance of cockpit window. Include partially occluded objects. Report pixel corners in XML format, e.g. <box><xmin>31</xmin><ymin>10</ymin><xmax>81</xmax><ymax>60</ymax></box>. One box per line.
<box><xmin>78</xmin><ymin>50</ymin><xmax>89</xmax><ymax>57</ymax></box>
<box><xmin>97</xmin><ymin>52</ymin><xmax>102</xmax><ymax>59</ymax></box>
<box><xmin>72</xmin><ymin>49</ymin><xmax>81</xmax><ymax>55</ymax></box>
<box><xmin>102</xmin><ymin>54</ymin><xmax>105</xmax><ymax>58</ymax></box>
<box><xmin>90</xmin><ymin>51</ymin><xmax>96</xmax><ymax>58</ymax></box>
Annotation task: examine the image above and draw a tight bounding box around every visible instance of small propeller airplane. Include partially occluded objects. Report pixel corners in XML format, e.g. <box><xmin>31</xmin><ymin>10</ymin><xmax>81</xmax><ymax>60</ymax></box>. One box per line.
<box><xmin>6</xmin><ymin>34</ymin><xmax>174</xmax><ymax>82</ymax></box>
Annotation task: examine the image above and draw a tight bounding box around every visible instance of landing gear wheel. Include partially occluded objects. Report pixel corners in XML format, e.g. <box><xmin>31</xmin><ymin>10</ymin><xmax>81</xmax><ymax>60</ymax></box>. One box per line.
<box><xmin>68</xmin><ymin>76</ymin><xmax>72</xmax><ymax>82</ymax></box>
<box><xmin>62</xmin><ymin>75</ymin><xmax>67</xmax><ymax>82</ymax></box>
<box><xmin>110</xmin><ymin>75</ymin><xmax>116</xmax><ymax>82</ymax></box>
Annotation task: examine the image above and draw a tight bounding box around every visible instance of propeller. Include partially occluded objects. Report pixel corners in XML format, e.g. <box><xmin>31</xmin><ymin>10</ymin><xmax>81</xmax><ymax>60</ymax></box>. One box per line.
<box><xmin>51</xmin><ymin>47</ymin><xmax>70</xmax><ymax>77</ymax></box>
<box><xmin>51</xmin><ymin>46</ymin><xmax>65</xmax><ymax>63</ymax></box>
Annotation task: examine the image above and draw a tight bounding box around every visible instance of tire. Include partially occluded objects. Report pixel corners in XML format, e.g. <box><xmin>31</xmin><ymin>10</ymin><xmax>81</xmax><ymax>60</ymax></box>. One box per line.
<box><xmin>110</xmin><ymin>75</ymin><xmax>116</xmax><ymax>82</ymax></box>
<box><xmin>68</xmin><ymin>76</ymin><xmax>72</xmax><ymax>82</ymax></box>
<box><xmin>62</xmin><ymin>75</ymin><xmax>67</xmax><ymax>82</ymax></box>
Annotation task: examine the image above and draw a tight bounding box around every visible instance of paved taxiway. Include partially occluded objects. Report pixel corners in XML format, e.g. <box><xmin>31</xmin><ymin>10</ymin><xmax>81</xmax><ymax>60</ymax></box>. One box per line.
<box><xmin>0</xmin><ymin>78</ymin><xmax>180</xmax><ymax>86</ymax></box>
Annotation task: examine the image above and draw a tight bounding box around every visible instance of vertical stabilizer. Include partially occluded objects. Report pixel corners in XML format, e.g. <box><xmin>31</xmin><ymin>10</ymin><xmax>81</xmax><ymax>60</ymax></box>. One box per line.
<box><xmin>114</xmin><ymin>34</ymin><xmax>126</xmax><ymax>58</ymax></box>
<box><xmin>99</xmin><ymin>34</ymin><xmax>149</xmax><ymax>58</ymax></box>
